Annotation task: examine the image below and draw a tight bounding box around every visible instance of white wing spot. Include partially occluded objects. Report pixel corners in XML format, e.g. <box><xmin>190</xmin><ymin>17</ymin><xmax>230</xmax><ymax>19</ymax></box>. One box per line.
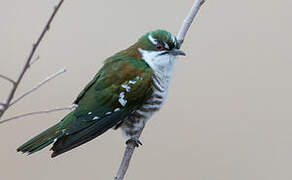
<box><xmin>119</xmin><ymin>92</ymin><xmax>127</xmax><ymax>106</ymax></box>
<box><xmin>114</xmin><ymin>108</ymin><xmax>121</xmax><ymax>112</ymax></box>
<box><xmin>93</xmin><ymin>116</ymin><xmax>100</xmax><ymax>120</ymax></box>
<box><xmin>136</xmin><ymin>76</ymin><xmax>143</xmax><ymax>80</ymax></box>
<box><xmin>88</xmin><ymin>112</ymin><xmax>92</xmax><ymax>115</ymax></box>
<box><xmin>129</xmin><ymin>80</ymin><xmax>136</xmax><ymax>84</ymax></box>
<box><xmin>121</xmin><ymin>84</ymin><xmax>131</xmax><ymax>92</ymax></box>
<box><xmin>105</xmin><ymin>112</ymin><xmax>112</xmax><ymax>115</ymax></box>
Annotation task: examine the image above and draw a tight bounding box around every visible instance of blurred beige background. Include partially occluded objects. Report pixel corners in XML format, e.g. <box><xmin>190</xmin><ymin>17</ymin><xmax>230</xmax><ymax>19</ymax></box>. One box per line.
<box><xmin>1</xmin><ymin>0</ymin><xmax>292</xmax><ymax>179</ymax></box>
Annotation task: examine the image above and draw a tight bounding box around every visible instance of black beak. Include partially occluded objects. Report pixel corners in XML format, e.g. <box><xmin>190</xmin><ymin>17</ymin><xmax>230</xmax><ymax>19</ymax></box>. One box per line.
<box><xmin>168</xmin><ymin>49</ymin><xmax>186</xmax><ymax>56</ymax></box>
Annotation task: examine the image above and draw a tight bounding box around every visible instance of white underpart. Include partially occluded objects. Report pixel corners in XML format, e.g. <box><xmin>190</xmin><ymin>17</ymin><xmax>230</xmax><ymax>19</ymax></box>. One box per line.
<box><xmin>119</xmin><ymin>92</ymin><xmax>127</xmax><ymax>106</ymax></box>
<box><xmin>121</xmin><ymin>46</ymin><xmax>177</xmax><ymax>138</ymax></box>
<box><xmin>138</xmin><ymin>48</ymin><xmax>177</xmax><ymax>84</ymax></box>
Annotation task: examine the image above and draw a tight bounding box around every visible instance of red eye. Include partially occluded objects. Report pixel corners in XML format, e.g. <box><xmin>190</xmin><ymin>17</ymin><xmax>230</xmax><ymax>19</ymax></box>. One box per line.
<box><xmin>155</xmin><ymin>44</ymin><xmax>164</xmax><ymax>50</ymax></box>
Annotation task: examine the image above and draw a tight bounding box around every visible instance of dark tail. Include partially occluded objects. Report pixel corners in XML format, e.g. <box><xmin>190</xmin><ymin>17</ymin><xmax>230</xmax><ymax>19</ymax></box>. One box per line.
<box><xmin>50</xmin><ymin>113</ymin><xmax>120</xmax><ymax>158</ymax></box>
<box><xmin>17</xmin><ymin>123</ymin><xmax>65</xmax><ymax>155</ymax></box>
<box><xmin>18</xmin><ymin>111</ymin><xmax>120</xmax><ymax>158</ymax></box>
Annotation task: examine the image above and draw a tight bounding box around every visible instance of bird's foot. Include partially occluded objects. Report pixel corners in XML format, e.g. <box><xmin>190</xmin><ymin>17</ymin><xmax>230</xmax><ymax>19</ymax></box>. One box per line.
<box><xmin>126</xmin><ymin>137</ymin><xmax>142</xmax><ymax>147</ymax></box>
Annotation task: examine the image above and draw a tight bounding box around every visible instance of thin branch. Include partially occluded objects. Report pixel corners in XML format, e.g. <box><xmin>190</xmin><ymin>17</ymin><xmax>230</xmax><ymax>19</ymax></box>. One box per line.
<box><xmin>0</xmin><ymin>0</ymin><xmax>65</xmax><ymax>119</ymax></box>
<box><xmin>0</xmin><ymin>102</ymin><xmax>7</xmax><ymax>108</ymax></box>
<box><xmin>0</xmin><ymin>103</ymin><xmax>5</xmax><ymax>112</ymax></box>
<box><xmin>29</xmin><ymin>55</ymin><xmax>40</xmax><ymax>66</ymax></box>
<box><xmin>177</xmin><ymin>0</ymin><xmax>205</xmax><ymax>44</ymax></box>
<box><xmin>0</xmin><ymin>74</ymin><xmax>16</xmax><ymax>84</ymax></box>
<box><xmin>0</xmin><ymin>105</ymin><xmax>76</xmax><ymax>125</ymax></box>
<box><xmin>114</xmin><ymin>0</ymin><xmax>206</xmax><ymax>179</ymax></box>
<box><xmin>114</xmin><ymin>129</ymin><xmax>144</xmax><ymax>180</ymax></box>
<box><xmin>9</xmin><ymin>68</ymin><xmax>66</xmax><ymax>108</ymax></box>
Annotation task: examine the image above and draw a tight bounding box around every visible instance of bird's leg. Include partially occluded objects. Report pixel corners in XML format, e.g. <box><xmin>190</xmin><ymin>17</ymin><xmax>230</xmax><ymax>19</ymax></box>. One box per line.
<box><xmin>126</xmin><ymin>137</ymin><xmax>142</xmax><ymax>147</ymax></box>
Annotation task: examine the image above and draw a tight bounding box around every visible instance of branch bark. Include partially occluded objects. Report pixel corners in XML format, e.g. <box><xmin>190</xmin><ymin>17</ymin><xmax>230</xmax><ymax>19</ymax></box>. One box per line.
<box><xmin>9</xmin><ymin>68</ymin><xmax>66</xmax><ymax>108</ymax></box>
<box><xmin>177</xmin><ymin>0</ymin><xmax>205</xmax><ymax>44</ymax></box>
<box><xmin>29</xmin><ymin>55</ymin><xmax>40</xmax><ymax>66</ymax></box>
<box><xmin>0</xmin><ymin>0</ymin><xmax>65</xmax><ymax>119</ymax></box>
<box><xmin>0</xmin><ymin>105</ymin><xmax>76</xmax><ymax>125</ymax></box>
<box><xmin>114</xmin><ymin>0</ymin><xmax>206</xmax><ymax>179</ymax></box>
<box><xmin>0</xmin><ymin>74</ymin><xmax>16</xmax><ymax>84</ymax></box>
<box><xmin>114</xmin><ymin>130</ymin><xmax>143</xmax><ymax>180</ymax></box>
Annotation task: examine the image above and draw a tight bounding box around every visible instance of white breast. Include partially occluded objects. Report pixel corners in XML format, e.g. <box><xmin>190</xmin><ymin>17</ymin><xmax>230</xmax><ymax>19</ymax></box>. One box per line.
<box><xmin>139</xmin><ymin>48</ymin><xmax>178</xmax><ymax>108</ymax></box>
<box><xmin>138</xmin><ymin>48</ymin><xmax>177</xmax><ymax>85</ymax></box>
<box><xmin>121</xmin><ymin>49</ymin><xmax>178</xmax><ymax>138</ymax></box>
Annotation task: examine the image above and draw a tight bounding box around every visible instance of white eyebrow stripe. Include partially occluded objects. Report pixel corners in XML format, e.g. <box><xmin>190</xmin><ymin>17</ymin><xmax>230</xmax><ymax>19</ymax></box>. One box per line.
<box><xmin>171</xmin><ymin>35</ymin><xmax>176</xmax><ymax>44</ymax></box>
<box><xmin>163</xmin><ymin>42</ymin><xmax>169</xmax><ymax>49</ymax></box>
<box><xmin>148</xmin><ymin>34</ymin><xmax>158</xmax><ymax>45</ymax></box>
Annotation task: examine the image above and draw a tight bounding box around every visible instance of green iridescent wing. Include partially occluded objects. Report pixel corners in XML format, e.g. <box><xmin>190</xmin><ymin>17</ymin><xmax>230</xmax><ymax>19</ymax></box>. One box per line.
<box><xmin>51</xmin><ymin>57</ymin><xmax>153</xmax><ymax>157</ymax></box>
<box><xmin>73</xmin><ymin>73</ymin><xmax>101</xmax><ymax>105</ymax></box>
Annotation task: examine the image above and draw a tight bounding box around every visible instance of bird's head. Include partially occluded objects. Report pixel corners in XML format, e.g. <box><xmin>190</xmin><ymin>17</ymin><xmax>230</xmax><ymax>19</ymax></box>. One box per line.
<box><xmin>135</xmin><ymin>30</ymin><xmax>186</xmax><ymax>73</ymax></box>
<box><xmin>114</xmin><ymin>30</ymin><xmax>185</xmax><ymax>73</ymax></box>
<box><xmin>137</xmin><ymin>29</ymin><xmax>185</xmax><ymax>57</ymax></box>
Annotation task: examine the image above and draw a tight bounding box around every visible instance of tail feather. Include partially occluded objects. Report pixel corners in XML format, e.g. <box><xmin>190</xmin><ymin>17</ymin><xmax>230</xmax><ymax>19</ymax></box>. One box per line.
<box><xmin>17</xmin><ymin>111</ymin><xmax>121</xmax><ymax>157</ymax></box>
<box><xmin>51</xmin><ymin>113</ymin><xmax>120</xmax><ymax>157</ymax></box>
<box><xmin>17</xmin><ymin>123</ymin><xmax>64</xmax><ymax>155</ymax></box>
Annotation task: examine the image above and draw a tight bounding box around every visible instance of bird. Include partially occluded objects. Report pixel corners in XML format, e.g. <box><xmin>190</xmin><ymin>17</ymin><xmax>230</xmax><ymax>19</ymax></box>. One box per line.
<box><xmin>17</xmin><ymin>29</ymin><xmax>186</xmax><ymax>158</ymax></box>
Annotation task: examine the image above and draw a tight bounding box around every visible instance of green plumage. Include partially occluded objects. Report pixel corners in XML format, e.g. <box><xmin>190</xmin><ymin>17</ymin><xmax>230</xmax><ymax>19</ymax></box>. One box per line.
<box><xmin>17</xmin><ymin>50</ymin><xmax>154</xmax><ymax>157</ymax></box>
<box><xmin>17</xmin><ymin>29</ymin><xmax>183</xmax><ymax>158</ymax></box>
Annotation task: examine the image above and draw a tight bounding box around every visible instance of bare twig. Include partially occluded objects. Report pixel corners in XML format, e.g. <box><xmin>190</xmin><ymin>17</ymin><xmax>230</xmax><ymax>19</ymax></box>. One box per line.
<box><xmin>9</xmin><ymin>68</ymin><xmax>66</xmax><ymax>108</ymax></box>
<box><xmin>0</xmin><ymin>74</ymin><xmax>16</xmax><ymax>84</ymax></box>
<box><xmin>0</xmin><ymin>102</ymin><xmax>7</xmax><ymax>109</ymax></box>
<box><xmin>0</xmin><ymin>0</ymin><xmax>65</xmax><ymax>119</ymax></box>
<box><xmin>177</xmin><ymin>0</ymin><xmax>205</xmax><ymax>44</ymax></box>
<box><xmin>114</xmin><ymin>0</ymin><xmax>206</xmax><ymax>179</ymax></box>
<box><xmin>29</xmin><ymin>55</ymin><xmax>40</xmax><ymax>66</ymax></box>
<box><xmin>0</xmin><ymin>105</ymin><xmax>76</xmax><ymax>125</ymax></box>
<box><xmin>0</xmin><ymin>103</ymin><xmax>5</xmax><ymax>112</ymax></box>
<box><xmin>114</xmin><ymin>130</ymin><xmax>144</xmax><ymax>180</ymax></box>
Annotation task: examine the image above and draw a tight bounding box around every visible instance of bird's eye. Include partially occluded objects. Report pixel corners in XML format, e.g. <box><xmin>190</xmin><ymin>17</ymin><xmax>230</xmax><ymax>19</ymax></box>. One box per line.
<box><xmin>155</xmin><ymin>44</ymin><xmax>164</xmax><ymax>50</ymax></box>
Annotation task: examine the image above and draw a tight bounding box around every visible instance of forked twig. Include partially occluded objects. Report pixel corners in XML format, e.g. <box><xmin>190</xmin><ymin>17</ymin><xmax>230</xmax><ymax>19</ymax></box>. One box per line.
<box><xmin>2</xmin><ymin>0</ymin><xmax>205</xmax><ymax>179</ymax></box>
<box><xmin>0</xmin><ymin>74</ymin><xmax>16</xmax><ymax>84</ymax></box>
<box><xmin>114</xmin><ymin>0</ymin><xmax>206</xmax><ymax>180</ymax></box>
<box><xmin>0</xmin><ymin>0</ymin><xmax>65</xmax><ymax>119</ymax></box>
<box><xmin>29</xmin><ymin>55</ymin><xmax>40</xmax><ymax>66</ymax></box>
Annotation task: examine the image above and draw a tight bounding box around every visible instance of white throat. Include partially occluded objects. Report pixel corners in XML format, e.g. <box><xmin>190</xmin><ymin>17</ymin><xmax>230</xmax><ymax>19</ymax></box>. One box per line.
<box><xmin>138</xmin><ymin>48</ymin><xmax>177</xmax><ymax>87</ymax></box>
